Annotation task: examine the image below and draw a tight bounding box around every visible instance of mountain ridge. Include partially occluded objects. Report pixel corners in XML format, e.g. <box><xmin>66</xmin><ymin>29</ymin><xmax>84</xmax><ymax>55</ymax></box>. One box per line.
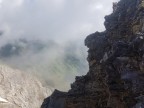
<box><xmin>41</xmin><ymin>0</ymin><xmax>144</xmax><ymax>108</ymax></box>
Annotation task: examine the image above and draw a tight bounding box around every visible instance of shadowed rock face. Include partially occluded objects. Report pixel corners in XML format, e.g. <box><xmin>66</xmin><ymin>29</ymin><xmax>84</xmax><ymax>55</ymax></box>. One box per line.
<box><xmin>41</xmin><ymin>0</ymin><xmax>144</xmax><ymax>108</ymax></box>
<box><xmin>41</xmin><ymin>90</ymin><xmax>67</xmax><ymax>108</ymax></box>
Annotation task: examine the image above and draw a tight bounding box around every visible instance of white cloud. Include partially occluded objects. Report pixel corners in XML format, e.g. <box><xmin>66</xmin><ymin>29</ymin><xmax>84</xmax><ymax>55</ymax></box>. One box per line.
<box><xmin>0</xmin><ymin>0</ymin><xmax>3</xmax><ymax>8</ymax></box>
<box><xmin>1</xmin><ymin>0</ymin><xmax>24</xmax><ymax>8</ymax></box>
<box><xmin>90</xmin><ymin>3</ymin><xmax>104</xmax><ymax>12</ymax></box>
<box><xmin>0</xmin><ymin>0</ymin><xmax>121</xmax><ymax>90</ymax></box>
<box><xmin>14</xmin><ymin>0</ymin><xmax>24</xmax><ymax>7</ymax></box>
<box><xmin>95</xmin><ymin>4</ymin><xmax>103</xmax><ymax>10</ymax></box>
<box><xmin>53</xmin><ymin>0</ymin><xmax>65</xmax><ymax>5</ymax></box>
<box><xmin>0</xmin><ymin>0</ymin><xmax>120</xmax><ymax>43</ymax></box>
<box><xmin>0</xmin><ymin>0</ymin><xmax>2</xmax><ymax>4</ymax></box>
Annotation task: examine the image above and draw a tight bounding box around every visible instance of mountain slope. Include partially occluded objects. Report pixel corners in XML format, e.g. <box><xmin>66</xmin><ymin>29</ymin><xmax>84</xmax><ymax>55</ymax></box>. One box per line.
<box><xmin>0</xmin><ymin>64</ymin><xmax>52</xmax><ymax>108</ymax></box>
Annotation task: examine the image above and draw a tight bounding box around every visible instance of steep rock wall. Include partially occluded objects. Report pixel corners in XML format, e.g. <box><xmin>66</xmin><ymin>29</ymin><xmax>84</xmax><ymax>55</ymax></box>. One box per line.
<box><xmin>41</xmin><ymin>0</ymin><xmax>144</xmax><ymax>108</ymax></box>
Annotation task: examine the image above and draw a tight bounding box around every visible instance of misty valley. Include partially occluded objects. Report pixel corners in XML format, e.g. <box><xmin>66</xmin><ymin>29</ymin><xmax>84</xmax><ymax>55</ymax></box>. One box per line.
<box><xmin>0</xmin><ymin>38</ymin><xmax>88</xmax><ymax>90</ymax></box>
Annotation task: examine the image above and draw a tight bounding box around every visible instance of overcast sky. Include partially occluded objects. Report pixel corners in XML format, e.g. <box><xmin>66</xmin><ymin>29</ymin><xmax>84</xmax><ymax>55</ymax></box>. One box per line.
<box><xmin>0</xmin><ymin>0</ymin><xmax>119</xmax><ymax>90</ymax></box>
<box><xmin>0</xmin><ymin>0</ymin><xmax>119</xmax><ymax>44</ymax></box>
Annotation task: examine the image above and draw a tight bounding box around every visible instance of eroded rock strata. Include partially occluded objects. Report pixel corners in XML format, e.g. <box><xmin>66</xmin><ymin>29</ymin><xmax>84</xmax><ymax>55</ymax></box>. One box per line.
<box><xmin>41</xmin><ymin>0</ymin><xmax>144</xmax><ymax>107</ymax></box>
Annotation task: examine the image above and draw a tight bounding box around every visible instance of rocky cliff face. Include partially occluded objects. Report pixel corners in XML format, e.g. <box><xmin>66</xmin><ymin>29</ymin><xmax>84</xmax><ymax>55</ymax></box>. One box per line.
<box><xmin>41</xmin><ymin>0</ymin><xmax>144</xmax><ymax>108</ymax></box>
<box><xmin>0</xmin><ymin>64</ymin><xmax>52</xmax><ymax>108</ymax></box>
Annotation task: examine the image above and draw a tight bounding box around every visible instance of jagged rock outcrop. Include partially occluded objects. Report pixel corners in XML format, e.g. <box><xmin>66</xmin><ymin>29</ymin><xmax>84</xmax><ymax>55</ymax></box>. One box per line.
<box><xmin>41</xmin><ymin>0</ymin><xmax>144</xmax><ymax>108</ymax></box>
<box><xmin>0</xmin><ymin>64</ymin><xmax>52</xmax><ymax>108</ymax></box>
<box><xmin>41</xmin><ymin>90</ymin><xmax>67</xmax><ymax>108</ymax></box>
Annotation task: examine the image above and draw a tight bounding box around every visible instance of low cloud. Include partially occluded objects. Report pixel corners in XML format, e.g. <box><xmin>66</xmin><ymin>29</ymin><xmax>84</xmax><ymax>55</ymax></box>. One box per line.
<box><xmin>0</xmin><ymin>0</ymin><xmax>119</xmax><ymax>91</ymax></box>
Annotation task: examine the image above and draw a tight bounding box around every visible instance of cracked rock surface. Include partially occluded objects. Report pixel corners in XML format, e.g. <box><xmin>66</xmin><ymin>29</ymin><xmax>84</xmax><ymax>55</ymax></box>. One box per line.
<box><xmin>0</xmin><ymin>65</ymin><xmax>52</xmax><ymax>108</ymax></box>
